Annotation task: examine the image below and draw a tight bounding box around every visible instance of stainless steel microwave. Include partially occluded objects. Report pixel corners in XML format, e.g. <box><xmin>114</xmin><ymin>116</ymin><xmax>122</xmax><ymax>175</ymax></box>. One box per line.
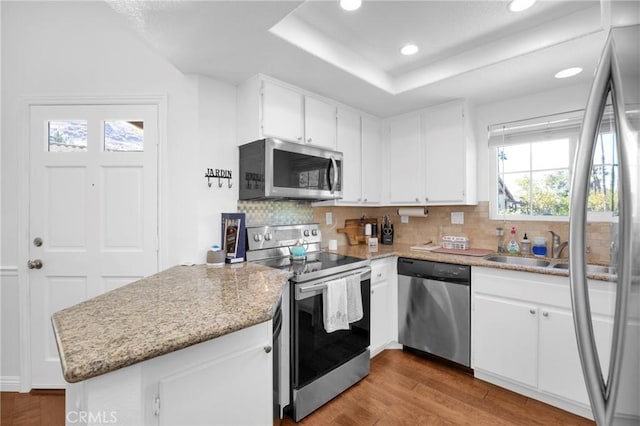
<box><xmin>239</xmin><ymin>138</ymin><xmax>343</xmax><ymax>201</ymax></box>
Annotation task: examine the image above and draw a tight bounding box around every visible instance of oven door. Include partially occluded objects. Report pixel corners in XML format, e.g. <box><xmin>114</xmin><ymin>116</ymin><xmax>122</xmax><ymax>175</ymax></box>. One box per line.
<box><xmin>291</xmin><ymin>268</ymin><xmax>370</xmax><ymax>389</ymax></box>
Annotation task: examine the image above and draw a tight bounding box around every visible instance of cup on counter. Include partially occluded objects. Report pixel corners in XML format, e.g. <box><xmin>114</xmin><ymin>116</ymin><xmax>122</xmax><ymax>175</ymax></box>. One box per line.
<box><xmin>328</xmin><ymin>239</ymin><xmax>338</xmax><ymax>251</ymax></box>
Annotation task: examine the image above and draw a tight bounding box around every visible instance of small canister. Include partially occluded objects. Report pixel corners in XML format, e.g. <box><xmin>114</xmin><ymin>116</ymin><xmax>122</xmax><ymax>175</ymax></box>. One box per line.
<box><xmin>532</xmin><ymin>237</ymin><xmax>547</xmax><ymax>257</ymax></box>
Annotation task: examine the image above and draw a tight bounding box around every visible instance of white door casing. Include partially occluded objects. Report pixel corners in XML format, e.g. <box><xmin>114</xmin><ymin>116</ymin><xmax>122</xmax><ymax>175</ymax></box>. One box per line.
<box><xmin>28</xmin><ymin>103</ymin><xmax>159</xmax><ymax>388</ymax></box>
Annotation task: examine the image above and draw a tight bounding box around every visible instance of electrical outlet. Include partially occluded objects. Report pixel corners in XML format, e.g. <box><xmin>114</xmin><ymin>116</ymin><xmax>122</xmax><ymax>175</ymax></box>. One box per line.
<box><xmin>326</xmin><ymin>212</ymin><xmax>333</xmax><ymax>225</ymax></box>
<box><xmin>401</xmin><ymin>215</ymin><xmax>409</xmax><ymax>224</ymax></box>
<box><xmin>451</xmin><ymin>212</ymin><xmax>464</xmax><ymax>225</ymax></box>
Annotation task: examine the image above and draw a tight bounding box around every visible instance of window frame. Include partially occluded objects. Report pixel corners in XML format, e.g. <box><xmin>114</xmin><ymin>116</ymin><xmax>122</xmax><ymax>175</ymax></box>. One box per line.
<box><xmin>488</xmin><ymin>110</ymin><xmax>619</xmax><ymax>223</ymax></box>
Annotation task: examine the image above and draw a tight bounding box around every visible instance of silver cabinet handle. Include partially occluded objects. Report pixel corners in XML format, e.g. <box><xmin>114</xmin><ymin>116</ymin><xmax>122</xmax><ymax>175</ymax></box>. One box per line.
<box><xmin>27</xmin><ymin>259</ymin><xmax>43</xmax><ymax>270</ymax></box>
<box><xmin>307</xmin><ymin>138</ymin><xmax>312</xmax><ymax>143</ymax></box>
<box><xmin>542</xmin><ymin>311</ymin><xmax>549</xmax><ymax>317</ymax></box>
<box><xmin>529</xmin><ymin>309</ymin><xmax>536</xmax><ymax>315</ymax></box>
<box><xmin>264</xmin><ymin>346</ymin><xmax>272</xmax><ymax>354</ymax></box>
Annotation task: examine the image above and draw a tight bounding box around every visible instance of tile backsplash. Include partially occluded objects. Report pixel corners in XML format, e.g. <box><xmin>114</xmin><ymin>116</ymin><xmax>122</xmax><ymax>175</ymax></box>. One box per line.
<box><xmin>313</xmin><ymin>201</ymin><xmax>612</xmax><ymax>264</ymax></box>
<box><xmin>238</xmin><ymin>200</ymin><xmax>313</xmax><ymax>226</ymax></box>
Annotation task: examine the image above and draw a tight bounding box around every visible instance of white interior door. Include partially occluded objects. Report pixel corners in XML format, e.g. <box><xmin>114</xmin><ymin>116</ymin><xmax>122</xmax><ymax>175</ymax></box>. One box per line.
<box><xmin>29</xmin><ymin>104</ymin><xmax>159</xmax><ymax>388</ymax></box>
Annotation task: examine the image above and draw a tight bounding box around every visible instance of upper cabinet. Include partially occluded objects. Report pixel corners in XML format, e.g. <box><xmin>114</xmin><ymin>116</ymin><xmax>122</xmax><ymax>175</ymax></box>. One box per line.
<box><xmin>361</xmin><ymin>116</ymin><xmax>382</xmax><ymax>204</ymax></box>
<box><xmin>304</xmin><ymin>96</ymin><xmax>337</xmax><ymax>149</ymax></box>
<box><xmin>237</xmin><ymin>75</ymin><xmax>336</xmax><ymax>149</ymax></box>
<box><xmin>336</xmin><ymin>107</ymin><xmax>362</xmax><ymax>203</ymax></box>
<box><xmin>423</xmin><ymin>101</ymin><xmax>476</xmax><ymax>204</ymax></box>
<box><xmin>386</xmin><ymin>100</ymin><xmax>477</xmax><ymax>205</ymax></box>
<box><xmin>261</xmin><ymin>80</ymin><xmax>304</xmax><ymax>143</ymax></box>
<box><xmin>388</xmin><ymin>113</ymin><xmax>424</xmax><ymax>204</ymax></box>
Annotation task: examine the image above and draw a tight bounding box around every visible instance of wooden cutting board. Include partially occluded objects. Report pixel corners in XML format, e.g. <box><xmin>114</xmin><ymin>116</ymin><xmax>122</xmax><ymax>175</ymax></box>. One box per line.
<box><xmin>337</xmin><ymin>218</ymin><xmax>378</xmax><ymax>245</ymax></box>
<box><xmin>431</xmin><ymin>247</ymin><xmax>494</xmax><ymax>257</ymax></box>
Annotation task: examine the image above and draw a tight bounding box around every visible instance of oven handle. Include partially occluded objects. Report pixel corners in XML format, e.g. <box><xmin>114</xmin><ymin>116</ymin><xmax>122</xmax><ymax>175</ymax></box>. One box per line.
<box><xmin>295</xmin><ymin>267</ymin><xmax>371</xmax><ymax>300</ymax></box>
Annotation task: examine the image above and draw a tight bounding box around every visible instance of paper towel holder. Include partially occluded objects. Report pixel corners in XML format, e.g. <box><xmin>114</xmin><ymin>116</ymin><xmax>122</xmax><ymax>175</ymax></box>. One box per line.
<box><xmin>397</xmin><ymin>207</ymin><xmax>429</xmax><ymax>217</ymax></box>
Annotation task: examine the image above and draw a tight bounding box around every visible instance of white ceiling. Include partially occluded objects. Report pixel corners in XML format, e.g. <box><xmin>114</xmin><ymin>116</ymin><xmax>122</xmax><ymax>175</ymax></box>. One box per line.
<box><xmin>105</xmin><ymin>0</ymin><xmax>631</xmax><ymax>117</ymax></box>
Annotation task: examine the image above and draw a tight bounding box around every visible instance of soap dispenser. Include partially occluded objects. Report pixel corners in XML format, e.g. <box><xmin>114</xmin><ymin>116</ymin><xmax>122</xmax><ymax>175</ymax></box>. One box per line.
<box><xmin>507</xmin><ymin>226</ymin><xmax>520</xmax><ymax>254</ymax></box>
<box><xmin>520</xmin><ymin>233</ymin><xmax>531</xmax><ymax>256</ymax></box>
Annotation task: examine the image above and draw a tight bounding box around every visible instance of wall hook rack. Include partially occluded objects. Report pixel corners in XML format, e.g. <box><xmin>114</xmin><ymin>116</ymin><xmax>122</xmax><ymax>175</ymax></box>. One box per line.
<box><xmin>205</xmin><ymin>168</ymin><xmax>232</xmax><ymax>189</ymax></box>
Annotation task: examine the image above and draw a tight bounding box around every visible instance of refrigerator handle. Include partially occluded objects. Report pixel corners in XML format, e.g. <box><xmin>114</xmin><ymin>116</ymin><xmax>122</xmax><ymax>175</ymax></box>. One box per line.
<box><xmin>569</xmin><ymin>33</ymin><xmax>632</xmax><ymax>426</ymax></box>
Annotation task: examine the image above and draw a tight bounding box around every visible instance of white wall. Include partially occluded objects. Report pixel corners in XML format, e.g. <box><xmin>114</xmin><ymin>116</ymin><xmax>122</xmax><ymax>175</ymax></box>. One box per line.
<box><xmin>0</xmin><ymin>1</ymin><xmax>237</xmax><ymax>389</ymax></box>
<box><xmin>473</xmin><ymin>83</ymin><xmax>593</xmax><ymax>202</ymax></box>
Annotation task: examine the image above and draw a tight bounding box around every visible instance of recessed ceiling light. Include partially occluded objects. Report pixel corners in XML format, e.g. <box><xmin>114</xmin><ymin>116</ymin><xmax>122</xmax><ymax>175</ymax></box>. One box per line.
<box><xmin>555</xmin><ymin>67</ymin><xmax>583</xmax><ymax>79</ymax></box>
<box><xmin>508</xmin><ymin>0</ymin><xmax>536</xmax><ymax>12</ymax></box>
<box><xmin>340</xmin><ymin>0</ymin><xmax>361</xmax><ymax>11</ymax></box>
<box><xmin>401</xmin><ymin>44</ymin><xmax>419</xmax><ymax>56</ymax></box>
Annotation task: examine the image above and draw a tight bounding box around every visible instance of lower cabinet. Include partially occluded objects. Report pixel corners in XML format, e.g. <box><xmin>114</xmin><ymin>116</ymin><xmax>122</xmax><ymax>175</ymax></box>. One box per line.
<box><xmin>472</xmin><ymin>267</ymin><xmax>618</xmax><ymax>420</ymax></box>
<box><xmin>473</xmin><ymin>295</ymin><xmax>538</xmax><ymax>387</ymax></box>
<box><xmin>369</xmin><ymin>256</ymin><xmax>398</xmax><ymax>356</ymax></box>
<box><xmin>66</xmin><ymin>321</ymin><xmax>273</xmax><ymax>426</ymax></box>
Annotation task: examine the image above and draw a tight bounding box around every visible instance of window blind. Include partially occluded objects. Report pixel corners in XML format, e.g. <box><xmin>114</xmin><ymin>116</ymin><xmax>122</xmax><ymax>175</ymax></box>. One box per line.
<box><xmin>487</xmin><ymin>109</ymin><xmax>586</xmax><ymax>147</ymax></box>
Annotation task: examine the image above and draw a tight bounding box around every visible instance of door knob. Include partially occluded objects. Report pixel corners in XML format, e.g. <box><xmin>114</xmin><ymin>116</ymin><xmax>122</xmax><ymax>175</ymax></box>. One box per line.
<box><xmin>27</xmin><ymin>259</ymin><xmax>43</xmax><ymax>270</ymax></box>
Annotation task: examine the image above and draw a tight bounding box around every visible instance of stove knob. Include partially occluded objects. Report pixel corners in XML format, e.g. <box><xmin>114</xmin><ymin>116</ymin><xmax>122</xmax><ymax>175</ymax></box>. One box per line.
<box><xmin>253</xmin><ymin>234</ymin><xmax>262</xmax><ymax>242</ymax></box>
<box><xmin>264</xmin><ymin>233</ymin><xmax>272</xmax><ymax>241</ymax></box>
<box><xmin>311</xmin><ymin>229</ymin><xmax>318</xmax><ymax>236</ymax></box>
<box><xmin>303</xmin><ymin>230</ymin><xmax>310</xmax><ymax>237</ymax></box>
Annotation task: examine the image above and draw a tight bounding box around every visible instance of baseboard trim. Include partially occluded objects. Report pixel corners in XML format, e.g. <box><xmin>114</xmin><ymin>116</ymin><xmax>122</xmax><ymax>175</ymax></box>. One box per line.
<box><xmin>1</xmin><ymin>376</ymin><xmax>21</xmax><ymax>392</ymax></box>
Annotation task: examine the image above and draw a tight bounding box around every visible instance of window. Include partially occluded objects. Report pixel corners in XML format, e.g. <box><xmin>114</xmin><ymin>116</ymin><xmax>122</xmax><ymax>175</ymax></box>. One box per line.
<box><xmin>489</xmin><ymin>107</ymin><xmax>619</xmax><ymax>221</ymax></box>
<box><xmin>48</xmin><ymin>120</ymin><xmax>88</xmax><ymax>152</ymax></box>
<box><xmin>104</xmin><ymin>120</ymin><xmax>144</xmax><ymax>152</ymax></box>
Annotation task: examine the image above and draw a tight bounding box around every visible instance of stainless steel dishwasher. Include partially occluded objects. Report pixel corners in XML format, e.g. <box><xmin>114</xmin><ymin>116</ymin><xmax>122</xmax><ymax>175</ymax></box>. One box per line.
<box><xmin>397</xmin><ymin>258</ymin><xmax>471</xmax><ymax>367</ymax></box>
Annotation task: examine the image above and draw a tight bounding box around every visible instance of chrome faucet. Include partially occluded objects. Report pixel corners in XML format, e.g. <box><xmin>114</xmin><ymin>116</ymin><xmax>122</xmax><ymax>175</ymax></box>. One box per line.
<box><xmin>549</xmin><ymin>231</ymin><xmax>569</xmax><ymax>259</ymax></box>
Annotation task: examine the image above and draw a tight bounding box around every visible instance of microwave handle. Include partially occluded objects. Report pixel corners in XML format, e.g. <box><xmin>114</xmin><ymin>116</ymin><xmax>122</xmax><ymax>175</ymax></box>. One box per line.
<box><xmin>329</xmin><ymin>156</ymin><xmax>338</xmax><ymax>195</ymax></box>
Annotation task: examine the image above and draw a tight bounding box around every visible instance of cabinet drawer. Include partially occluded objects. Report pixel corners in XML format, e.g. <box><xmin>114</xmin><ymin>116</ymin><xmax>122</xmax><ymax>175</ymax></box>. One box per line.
<box><xmin>371</xmin><ymin>261</ymin><xmax>391</xmax><ymax>284</ymax></box>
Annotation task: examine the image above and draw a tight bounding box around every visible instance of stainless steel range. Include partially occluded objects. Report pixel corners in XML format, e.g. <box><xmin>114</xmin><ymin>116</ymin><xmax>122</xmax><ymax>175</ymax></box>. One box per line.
<box><xmin>246</xmin><ymin>223</ymin><xmax>371</xmax><ymax>422</ymax></box>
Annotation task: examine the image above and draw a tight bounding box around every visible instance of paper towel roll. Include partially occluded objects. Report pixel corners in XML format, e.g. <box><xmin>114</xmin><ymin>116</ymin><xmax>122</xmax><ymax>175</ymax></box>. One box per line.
<box><xmin>397</xmin><ymin>207</ymin><xmax>429</xmax><ymax>217</ymax></box>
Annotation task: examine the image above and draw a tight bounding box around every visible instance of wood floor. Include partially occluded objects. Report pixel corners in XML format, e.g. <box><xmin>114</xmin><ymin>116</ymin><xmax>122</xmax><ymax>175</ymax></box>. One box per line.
<box><xmin>1</xmin><ymin>389</ymin><xmax>65</xmax><ymax>426</ymax></box>
<box><xmin>283</xmin><ymin>350</ymin><xmax>594</xmax><ymax>426</ymax></box>
<box><xmin>0</xmin><ymin>350</ymin><xmax>594</xmax><ymax>426</ymax></box>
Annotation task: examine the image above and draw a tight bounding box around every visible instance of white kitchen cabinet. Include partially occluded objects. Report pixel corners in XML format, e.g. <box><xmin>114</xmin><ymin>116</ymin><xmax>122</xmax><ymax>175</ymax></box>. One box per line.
<box><xmin>423</xmin><ymin>101</ymin><xmax>476</xmax><ymax>204</ymax></box>
<box><xmin>315</xmin><ymin>109</ymin><xmax>383</xmax><ymax>207</ymax></box>
<box><xmin>336</xmin><ymin>107</ymin><xmax>362</xmax><ymax>203</ymax></box>
<box><xmin>237</xmin><ymin>75</ymin><xmax>337</xmax><ymax>149</ymax></box>
<box><xmin>369</xmin><ymin>257</ymin><xmax>398</xmax><ymax>356</ymax></box>
<box><xmin>473</xmin><ymin>294</ymin><xmax>538</xmax><ymax>387</ymax></box>
<box><xmin>262</xmin><ymin>80</ymin><xmax>304</xmax><ymax>143</ymax></box>
<box><xmin>66</xmin><ymin>321</ymin><xmax>273</xmax><ymax>426</ymax></box>
<box><xmin>305</xmin><ymin>96</ymin><xmax>337</xmax><ymax>149</ymax></box>
<box><xmin>387</xmin><ymin>113</ymin><xmax>424</xmax><ymax>204</ymax></box>
<box><xmin>472</xmin><ymin>267</ymin><xmax>621</xmax><ymax>420</ymax></box>
<box><xmin>537</xmin><ymin>307</ymin><xmax>612</xmax><ymax>405</ymax></box>
<box><xmin>361</xmin><ymin>116</ymin><xmax>382</xmax><ymax>204</ymax></box>
<box><xmin>385</xmin><ymin>100</ymin><xmax>477</xmax><ymax>205</ymax></box>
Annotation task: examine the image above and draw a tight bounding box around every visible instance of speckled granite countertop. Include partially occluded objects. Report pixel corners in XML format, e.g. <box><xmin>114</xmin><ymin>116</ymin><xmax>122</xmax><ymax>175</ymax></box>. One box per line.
<box><xmin>52</xmin><ymin>263</ymin><xmax>291</xmax><ymax>383</ymax></box>
<box><xmin>332</xmin><ymin>243</ymin><xmax>614</xmax><ymax>282</ymax></box>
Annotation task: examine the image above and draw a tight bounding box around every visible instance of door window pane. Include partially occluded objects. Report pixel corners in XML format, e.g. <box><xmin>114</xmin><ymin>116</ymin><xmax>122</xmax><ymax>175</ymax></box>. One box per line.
<box><xmin>104</xmin><ymin>121</ymin><xmax>144</xmax><ymax>152</ymax></box>
<box><xmin>48</xmin><ymin>120</ymin><xmax>87</xmax><ymax>152</ymax></box>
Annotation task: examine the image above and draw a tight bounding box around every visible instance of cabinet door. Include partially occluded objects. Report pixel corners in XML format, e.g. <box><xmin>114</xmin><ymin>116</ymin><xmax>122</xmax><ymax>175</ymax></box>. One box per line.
<box><xmin>423</xmin><ymin>102</ymin><xmax>465</xmax><ymax>204</ymax></box>
<box><xmin>370</xmin><ymin>280</ymin><xmax>390</xmax><ymax>355</ymax></box>
<box><xmin>473</xmin><ymin>294</ymin><xmax>538</xmax><ymax>387</ymax></box>
<box><xmin>361</xmin><ymin>116</ymin><xmax>382</xmax><ymax>204</ymax></box>
<box><xmin>336</xmin><ymin>108</ymin><xmax>362</xmax><ymax>203</ymax></box>
<box><xmin>304</xmin><ymin>96</ymin><xmax>336</xmax><ymax>149</ymax></box>
<box><xmin>157</xmin><ymin>343</ymin><xmax>271</xmax><ymax>425</ymax></box>
<box><xmin>262</xmin><ymin>81</ymin><xmax>304</xmax><ymax>142</ymax></box>
<box><xmin>388</xmin><ymin>114</ymin><xmax>424</xmax><ymax>204</ymax></box>
<box><xmin>538</xmin><ymin>307</ymin><xmax>615</xmax><ymax>406</ymax></box>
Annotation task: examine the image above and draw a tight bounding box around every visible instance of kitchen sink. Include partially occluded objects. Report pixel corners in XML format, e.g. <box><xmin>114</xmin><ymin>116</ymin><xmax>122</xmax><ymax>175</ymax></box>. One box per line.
<box><xmin>484</xmin><ymin>255</ymin><xmax>551</xmax><ymax>268</ymax></box>
<box><xmin>552</xmin><ymin>263</ymin><xmax>617</xmax><ymax>275</ymax></box>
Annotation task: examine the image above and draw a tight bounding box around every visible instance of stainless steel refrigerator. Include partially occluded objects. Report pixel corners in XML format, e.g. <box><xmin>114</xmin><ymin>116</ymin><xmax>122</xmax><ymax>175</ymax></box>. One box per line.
<box><xmin>569</xmin><ymin>22</ymin><xmax>640</xmax><ymax>426</ymax></box>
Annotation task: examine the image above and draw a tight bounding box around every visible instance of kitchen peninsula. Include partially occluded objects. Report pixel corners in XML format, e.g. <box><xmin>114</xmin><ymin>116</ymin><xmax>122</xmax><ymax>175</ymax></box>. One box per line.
<box><xmin>52</xmin><ymin>263</ymin><xmax>290</xmax><ymax>425</ymax></box>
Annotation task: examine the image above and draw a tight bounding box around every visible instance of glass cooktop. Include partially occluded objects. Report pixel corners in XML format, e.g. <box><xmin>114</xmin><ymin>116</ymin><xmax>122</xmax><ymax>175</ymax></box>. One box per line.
<box><xmin>254</xmin><ymin>251</ymin><xmax>370</xmax><ymax>283</ymax></box>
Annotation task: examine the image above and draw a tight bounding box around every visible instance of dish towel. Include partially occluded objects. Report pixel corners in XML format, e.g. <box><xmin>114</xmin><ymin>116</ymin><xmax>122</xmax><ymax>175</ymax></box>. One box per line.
<box><xmin>323</xmin><ymin>278</ymin><xmax>349</xmax><ymax>333</ymax></box>
<box><xmin>346</xmin><ymin>274</ymin><xmax>363</xmax><ymax>323</ymax></box>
